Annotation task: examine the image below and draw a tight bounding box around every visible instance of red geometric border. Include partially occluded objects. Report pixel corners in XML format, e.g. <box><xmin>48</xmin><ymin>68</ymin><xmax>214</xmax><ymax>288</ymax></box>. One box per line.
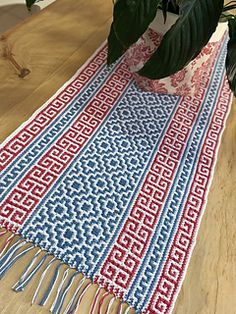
<box><xmin>144</xmin><ymin>77</ymin><xmax>232</xmax><ymax>314</ymax></box>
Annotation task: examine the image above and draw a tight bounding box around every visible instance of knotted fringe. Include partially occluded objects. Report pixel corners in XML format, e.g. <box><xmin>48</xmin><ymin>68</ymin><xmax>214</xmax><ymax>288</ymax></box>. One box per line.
<box><xmin>0</xmin><ymin>229</ymin><xmax>133</xmax><ymax>314</ymax></box>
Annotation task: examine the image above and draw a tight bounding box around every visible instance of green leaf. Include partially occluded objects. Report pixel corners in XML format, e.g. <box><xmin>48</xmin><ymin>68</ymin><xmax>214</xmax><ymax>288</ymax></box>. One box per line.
<box><xmin>226</xmin><ymin>18</ymin><xmax>236</xmax><ymax>96</ymax></box>
<box><xmin>107</xmin><ymin>23</ymin><xmax>125</xmax><ymax>65</ymax></box>
<box><xmin>168</xmin><ymin>0</ymin><xmax>180</xmax><ymax>14</ymax></box>
<box><xmin>25</xmin><ymin>0</ymin><xmax>38</xmax><ymax>10</ymax></box>
<box><xmin>161</xmin><ymin>0</ymin><xmax>179</xmax><ymax>23</ymax></box>
<box><xmin>161</xmin><ymin>0</ymin><xmax>169</xmax><ymax>23</ymax></box>
<box><xmin>139</xmin><ymin>0</ymin><xmax>224</xmax><ymax>79</ymax></box>
<box><xmin>113</xmin><ymin>0</ymin><xmax>161</xmax><ymax>48</ymax></box>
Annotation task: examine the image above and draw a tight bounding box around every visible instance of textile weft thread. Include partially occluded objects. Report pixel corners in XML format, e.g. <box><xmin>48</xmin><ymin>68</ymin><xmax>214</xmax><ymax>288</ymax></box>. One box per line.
<box><xmin>0</xmin><ymin>23</ymin><xmax>233</xmax><ymax>314</ymax></box>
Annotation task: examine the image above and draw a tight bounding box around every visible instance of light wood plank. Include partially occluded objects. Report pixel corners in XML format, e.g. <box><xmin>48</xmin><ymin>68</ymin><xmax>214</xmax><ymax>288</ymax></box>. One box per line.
<box><xmin>0</xmin><ymin>0</ymin><xmax>235</xmax><ymax>313</ymax></box>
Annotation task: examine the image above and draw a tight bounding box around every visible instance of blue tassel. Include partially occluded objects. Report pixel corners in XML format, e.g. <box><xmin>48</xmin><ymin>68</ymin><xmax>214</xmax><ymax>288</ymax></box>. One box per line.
<box><xmin>0</xmin><ymin>241</ymin><xmax>34</xmax><ymax>280</ymax></box>
<box><xmin>0</xmin><ymin>238</ymin><xmax>24</xmax><ymax>269</ymax></box>
<box><xmin>12</xmin><ymin>248</ymin><xmax>42</xmax><ymax>290</ymax></box>
<box><xmin>50</xmin><ymin>268</ymin><xmax>69</xmax><ymax>313</ymax></box>
<box><xmin>32</xmin><ymin>257</ymin><xmax>57</xmax><ymax>305</ymax></box>
<box><xmin>52</xmin><ymin>271</ymin><xmax>79</xmax><ymax>314</ymax></box>
<box><xmin>13</xmin><ymin>252</ymin><xmax>49</xmax><ymax>292</ymax></box>
<box><xmin>69</xmin><ymin>282</ymin><xmax>91</xmax><ymax>314</ymax></box>
<box><xmin>39</xmin><ymin>262</ymin><xmax>63</xmax><ymax>306</ymax></box>
<box><xmin>64</xmin><ymin>276</ymin><xmax>86</xmax><ymax>314</ymax></box>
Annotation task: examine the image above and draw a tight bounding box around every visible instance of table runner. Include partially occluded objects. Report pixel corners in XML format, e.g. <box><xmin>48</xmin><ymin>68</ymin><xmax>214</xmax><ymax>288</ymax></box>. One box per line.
<box><xmin>0</xmin><ymin>25</ymin><xmax>233</xmax><ymax>314</ymax></box>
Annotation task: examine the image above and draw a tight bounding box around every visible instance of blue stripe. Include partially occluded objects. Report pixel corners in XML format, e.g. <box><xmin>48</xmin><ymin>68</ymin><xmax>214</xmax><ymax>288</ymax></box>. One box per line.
<box><xmin>91</xmin><ymin>96</ymin><xmax>181</xmax><ymax>275</ymax></box>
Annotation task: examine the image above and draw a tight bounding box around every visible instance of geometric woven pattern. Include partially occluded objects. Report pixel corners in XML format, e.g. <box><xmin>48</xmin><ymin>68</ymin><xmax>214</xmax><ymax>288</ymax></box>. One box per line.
<box><xmin>0</xmin><ymin>28</ymin><xmax>232</xmax><ymax>314</ymax></box>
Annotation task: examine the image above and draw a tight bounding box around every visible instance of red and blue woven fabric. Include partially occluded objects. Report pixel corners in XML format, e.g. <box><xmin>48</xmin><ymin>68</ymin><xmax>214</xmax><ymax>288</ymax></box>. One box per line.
<box><xmin>0</xmin><ymin>26</ymin><xmax>233</xmax><ymax>314</ymax></box>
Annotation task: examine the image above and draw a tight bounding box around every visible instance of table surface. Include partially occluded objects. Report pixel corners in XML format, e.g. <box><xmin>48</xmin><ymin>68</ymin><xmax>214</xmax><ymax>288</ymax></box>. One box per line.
<box><xmin>0</xmin><ymin>0</ymin><xmax>235</xmax><ymax>313</ymax></box>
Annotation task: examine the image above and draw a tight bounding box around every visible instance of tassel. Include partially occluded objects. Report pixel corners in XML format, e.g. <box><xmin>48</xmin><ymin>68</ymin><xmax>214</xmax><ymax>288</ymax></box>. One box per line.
<box><xmin>89</xmin><ymin>287</ymin><xmax>102</xmax><ymax>314</ymax></box>
<box><xmin>106</xmin><ymin>296</ymin><xmax>115</xmax><ymax>314</ymax></box>
<box><xmin>32</xmin><ymin>257</ymin><xmax>57</xmax><ymax>305</ymax></box>
<box><xmin>0</xmin><ymin>234</ymin><xmax>14</xmax><ymax>258</ymax></box>
<box><xmin>124</xmin><ymin>305</ymin><xmax>132</xmax><ymax>314</ymax></box>
<box><xmin>0</xmin><ymin>238</ymin><xmax>24</xmax><ymax>269</ymax></box>
<box><xmin>70</xmin><ymin>282</ymin><xmax>91</xmax><ymax>314</ymax></box>
<box><xmin>51</xmin><ymin>271</ymin><xmax>79</xmax><ymax>314</ymax></box>
<box><xmin>118</xmin><ymin>301</ymin><xmax>123</xmax><ymax>314</ymax></box>
<box><xmin>39</xmin><ymin>262</ymin><xmax>63</xmax><ymax>306</ymax></box>
<box><xmin>0</xmin><ymin>240</ymin><xmax>34</xmax><ymax>279</ymax></box>
<box><xmin>12</xmin><ymin>248</ymin><xmax>42</xmax><ymax>290</ymax></box>
<box><xmin>98</xmin><ymin>291</ymin><xmax>110</xmax><ymax>314</ymax></box>
<box><xmin>13</xmin><ymin>252</ymin><xmax>49</xmax><ymax>292</ymax></box>
<box><xmin>0</xmin><ymin>229</ymin><xmax>7</xmax><ymax>237</ymax></box>
<box><xmin>50</xmin><ymin>268</ymin><xmax>69</xmax><ymax>313</ymax></box>
<box><xmin>64</xmin><ymin>276</ymin><xmax>86</xmax><ymax>314</ymax></box>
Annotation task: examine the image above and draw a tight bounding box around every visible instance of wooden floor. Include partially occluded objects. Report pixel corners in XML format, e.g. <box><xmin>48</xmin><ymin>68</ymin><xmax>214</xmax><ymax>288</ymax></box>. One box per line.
<box><xmin>0</xmin><ymin>0</ymin><xmax>235</xmax><ymax>313</ymax></box>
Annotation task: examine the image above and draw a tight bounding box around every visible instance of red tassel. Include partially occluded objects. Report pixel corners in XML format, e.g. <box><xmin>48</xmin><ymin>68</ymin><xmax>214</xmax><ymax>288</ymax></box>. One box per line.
<box><xmin>98</xmin><ymin>291</ymin><xmax>110</xmax><ymax>314</ymax></box>
<box><xmin>89</xmin><ymin>287</ymin><xmax>102</xmax><ymax>314</ymax></box>
<box><xmin>0</xmin><ymin>230</ymin><xmax>7</xmax><ymax>237</ymax></box>
<box><xmin>117</xmin><ymin>301</ymin><xmax>123</xmax><ymax>314</ymax></box>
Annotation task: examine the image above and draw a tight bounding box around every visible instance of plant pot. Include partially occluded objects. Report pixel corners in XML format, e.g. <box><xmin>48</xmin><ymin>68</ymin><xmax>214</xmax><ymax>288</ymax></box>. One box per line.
<box><xmin>125</xmin><ymin>10</ymin><xmax>227</xmax><ymax>97</ymax></box>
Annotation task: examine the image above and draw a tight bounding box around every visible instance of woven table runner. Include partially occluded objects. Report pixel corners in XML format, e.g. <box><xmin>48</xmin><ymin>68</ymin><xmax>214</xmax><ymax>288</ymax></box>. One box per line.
<box><xmin>0</xmin><ymin>24</ymin><xmax>233</xmax><ymax>314</ymax></box>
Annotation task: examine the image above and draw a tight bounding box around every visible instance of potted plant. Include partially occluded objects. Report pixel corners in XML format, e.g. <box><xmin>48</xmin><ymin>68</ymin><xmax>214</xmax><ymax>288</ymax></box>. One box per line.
<box><xmin>106</xmin><ymin>0</ymin><xmax>236</xmax><ymax>96</ymax></box>
<box><xmin>26</xmin><ymin>0</ymin><xmax>236</xmax><ymax>96</ymax></box>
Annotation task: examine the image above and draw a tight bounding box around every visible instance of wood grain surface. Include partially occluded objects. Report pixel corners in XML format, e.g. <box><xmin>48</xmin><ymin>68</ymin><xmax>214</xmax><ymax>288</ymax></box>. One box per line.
<box><xmin>0</xmin><ymin>0</ymin><xmax>235</xmax><ymax>313</ymax></box>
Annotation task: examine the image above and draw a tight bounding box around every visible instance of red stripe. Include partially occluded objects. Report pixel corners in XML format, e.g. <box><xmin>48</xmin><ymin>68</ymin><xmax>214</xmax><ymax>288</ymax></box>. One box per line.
<box><xmin>144</xmin><ymin>77</ymin><xmax>231</xmax><ymax>314</ymax></box>
<box><xmin>0</xmin><ymin>45</ymin><xmax>107</xmax><ymax>172</ymax></box>
<box><xmin>0</xmin><ymin>61</ymin><xmax>131</xmax><ymax>232</ymax></box>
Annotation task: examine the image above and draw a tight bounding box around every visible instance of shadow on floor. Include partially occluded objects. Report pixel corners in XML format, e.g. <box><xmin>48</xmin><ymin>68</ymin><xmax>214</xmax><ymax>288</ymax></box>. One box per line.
<box><xmin>0</xmin><ymin>4</ymin><xmax>41</xmax><ymax>34</ymax></box>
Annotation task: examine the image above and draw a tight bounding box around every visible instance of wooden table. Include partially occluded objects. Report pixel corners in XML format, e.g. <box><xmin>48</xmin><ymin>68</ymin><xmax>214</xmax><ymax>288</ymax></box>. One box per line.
<box><xmin>0</xmin><ymin>0</ymin><xmax>235</xmax><ymax>313</ymax></box>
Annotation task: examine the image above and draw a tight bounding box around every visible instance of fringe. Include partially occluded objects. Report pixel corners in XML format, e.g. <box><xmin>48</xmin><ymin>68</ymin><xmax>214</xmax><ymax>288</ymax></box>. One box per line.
<box><xmin>106</xmin><ymin>296</ymin><xmax>116</xmax><ymax>313</ymax></box>
<box><xmin>0</xmin><ymin>230</ymin><xmax>133</xmax><ymax>314</ymax></box>
<box><xmin>0</xmin><ymin>233</ymin><xmax>14</xmax><ymax>258</ymax></box>
<box><xmin>52</xmin><ymin>271</ymin><xmax>79</xmax><ymax>314</ymax></box>
<box><xmin>0</xmin><ymin>240</ymin><xmax>34</xmax><ymax>280</ymax></box>
<box><xmin>71</xmin><ymin>282</ymin><xmax>92</xmax><ymax>314</ymax></box>
<box><xmin>64</xmin><ymin>276</ymin><xmax>86</xmax><ymax>314</ymax></box>
<box><xmin>124</xmin><ymin>305</ymin><xmax>132</xmax><ymax>314</ymax></box>
<box><xmin>39</xmin><ymin>262</ymin><xmax>63</xmax><ymax>306</ymax></box>
<box><xmin>118</xmin><ymin>301</ymin><xmax>123</xmax><ymax>314</ymax></box>
<box><xmin>50</xmin><ymin>268</ymin><xmax>70</xmax><ymax>312</ymax></box>
<box><xmin>12</xmin><ymin>248</ymin><xmax>42</xmax><ymax>290</ymax></box>
<box><xmin>89</xmin><ymin>287</ymin><xmax>102</xmax><ymax>314</ymax></box>
<box><xmin>13</xmin><ymin>250</ymin><xmax>49</xmax><ymax>292</ymax></box>
<box><xmin>98</xmin><ymin>291</ymin><xmax>110</xmax><ymax>314</ymax></box>
<box><xmin>0</xmin><ymin>229</ymin><xmax>7</xmax><ymax>237</ymax></box>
